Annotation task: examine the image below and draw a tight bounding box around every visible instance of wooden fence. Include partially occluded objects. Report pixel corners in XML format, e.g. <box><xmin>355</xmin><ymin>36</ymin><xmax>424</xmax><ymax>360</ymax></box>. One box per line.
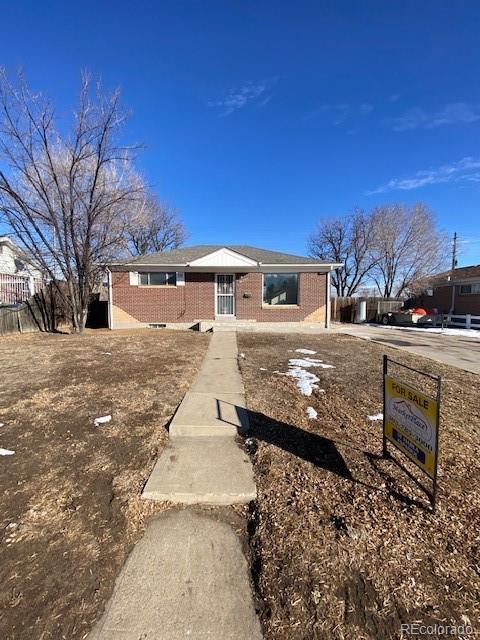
<box><xmin>0</xmin><ymin>285</ymin><xmax>70</xmax><ymax>337</ymax></box>
<box><xmin>331</xmin><ymin>297</ymin><xmax>404</xmax><ymax>323</ymax></box>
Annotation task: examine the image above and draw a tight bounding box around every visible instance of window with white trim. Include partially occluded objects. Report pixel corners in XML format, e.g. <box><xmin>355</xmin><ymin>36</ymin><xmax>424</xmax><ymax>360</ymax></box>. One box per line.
<box><xmin>139</xmin><ymin>272</ymin><xmax>177</xmax><ymax>286</ymax></box>
<box><xmin>459</xmin><ymin>283</ymin><xmax>480</xmax><ymax>295</ymax></box>
<box><xmin>263</xmin><ymin>273</ymin><xmax>298</xmax><ymax>305</ymax></box>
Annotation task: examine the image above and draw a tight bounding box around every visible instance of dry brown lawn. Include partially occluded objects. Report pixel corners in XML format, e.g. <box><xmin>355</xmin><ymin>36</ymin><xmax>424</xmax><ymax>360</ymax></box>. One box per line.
<box><xmin>238</xmin><ymin>332</ymin><xmax>480</xmax><ymax>640</ymax></box>
<box><xmin>0</xmin><ymin>329</ymin><xmax>209</xmax><ymax>640</ymax></box>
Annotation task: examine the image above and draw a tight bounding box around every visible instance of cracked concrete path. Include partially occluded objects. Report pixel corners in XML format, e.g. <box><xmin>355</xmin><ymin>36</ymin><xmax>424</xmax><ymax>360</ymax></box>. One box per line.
<box><xmin>89</xmin><ymin>510</ymin><xmax>263</xmax><ymax>640</ymax></box>
<box><xmin>90</xmin><ymin>332</ymin><xmax>262</xmax><ymax>640</ymax></box>
<box><xmin>142</xmin><ymin>331</ymin><xmax>256</xmax><ymax>504</ymax></box>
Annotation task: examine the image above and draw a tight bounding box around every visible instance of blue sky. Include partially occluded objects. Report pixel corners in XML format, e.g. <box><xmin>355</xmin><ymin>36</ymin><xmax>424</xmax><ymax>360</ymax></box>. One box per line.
<box><xmin>1</xmin><ymin>0</ymin><xmax>480</xmax><ymax>265</ymax></box>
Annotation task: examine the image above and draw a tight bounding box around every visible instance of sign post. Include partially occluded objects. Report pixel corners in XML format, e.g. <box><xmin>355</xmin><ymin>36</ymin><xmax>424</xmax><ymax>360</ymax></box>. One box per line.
<box><xmin>382</xmin><ymin>355</ymin><xmax>442</xmax><ymax>511</ymax></box>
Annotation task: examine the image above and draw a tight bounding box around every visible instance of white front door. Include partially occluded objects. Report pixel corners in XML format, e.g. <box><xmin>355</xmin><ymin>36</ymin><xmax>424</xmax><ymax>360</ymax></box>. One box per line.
<box><xmin>215</xmin><ymin>274</ymin><xmax>235</xmax><ymax>316</ymax></box>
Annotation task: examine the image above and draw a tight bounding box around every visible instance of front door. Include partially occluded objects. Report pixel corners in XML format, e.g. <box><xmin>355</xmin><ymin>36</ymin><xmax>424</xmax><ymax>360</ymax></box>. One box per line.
<box><xmin>215</xmin><ymin>274</ymin><xmax>235</xmax><ymax>316</ymax></box>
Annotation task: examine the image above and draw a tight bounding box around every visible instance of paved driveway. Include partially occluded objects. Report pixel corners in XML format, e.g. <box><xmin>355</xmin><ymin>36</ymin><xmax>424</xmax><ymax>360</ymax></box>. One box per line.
<box><xmin>333</xmin><ymin>323</ymin><xmax>480</xmax><ymax>374</ymax></box>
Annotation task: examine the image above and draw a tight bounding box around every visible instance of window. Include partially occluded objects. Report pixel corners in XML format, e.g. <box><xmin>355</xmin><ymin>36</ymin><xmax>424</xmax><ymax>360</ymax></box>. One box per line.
<box><xmin>139</xmin><ymin>272</ymin><xmax>176</xmax><ymax>286</ymax></box>
<box><xmin>263</xmin><ymin>273</ymin><xmax>298</xmax><ymax>305</ymax></box>
<box><xmin>459</xmin><ymin>284</ymin><xmax>480</xmax><ymax>295</ymax></box>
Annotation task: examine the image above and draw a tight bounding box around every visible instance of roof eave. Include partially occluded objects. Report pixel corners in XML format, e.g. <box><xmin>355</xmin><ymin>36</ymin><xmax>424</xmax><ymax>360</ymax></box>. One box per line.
<box><xmin>108</xmin><ymin>261</ymin><xmax>343</xmax><ymax>271</ymax></box>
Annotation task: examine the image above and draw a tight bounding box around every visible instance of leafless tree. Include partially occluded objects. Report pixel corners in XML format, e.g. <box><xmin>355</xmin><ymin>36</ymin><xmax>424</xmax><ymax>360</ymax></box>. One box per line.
<box><xmin>369</xmin><ymin>203</ymin><xmax>448</xmax><ymax>298</ymax></box>
<box><xmin>308</xmin><ymin>208</ymin><xmax>379</xmax><ymax>296</ymax></box>
<box><xmin>125</xmin><ymin>195</ymin><xmax>187</xmax><ymax>256</ymax></box>
<box><xmin>0</xmin><ymin>70</ymin><xmax>145</xmax><ymax>332</ymax></box>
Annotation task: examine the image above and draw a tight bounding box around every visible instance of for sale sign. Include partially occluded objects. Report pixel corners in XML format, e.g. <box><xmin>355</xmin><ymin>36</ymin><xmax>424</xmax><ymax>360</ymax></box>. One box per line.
<box><xmin>384</xmin><ymin>376</ymin><xmax>439</xmax><ymax>479</ymax></box>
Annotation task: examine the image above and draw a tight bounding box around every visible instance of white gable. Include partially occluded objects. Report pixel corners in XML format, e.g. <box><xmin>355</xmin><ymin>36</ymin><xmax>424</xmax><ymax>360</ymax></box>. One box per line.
<box><xmin>188</xmin><ymin>247</ymin><xmax>257</xmax><ymax>268</ymax></box>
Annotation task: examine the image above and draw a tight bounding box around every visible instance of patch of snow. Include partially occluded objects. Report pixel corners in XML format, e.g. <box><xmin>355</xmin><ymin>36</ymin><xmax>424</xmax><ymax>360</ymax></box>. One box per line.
<box><xmin>275</xmin><ymin>354</ymin><xmax>335</xmax><ymax>396</ymax></box>
<box><xmin>0</xmin><ymin>448</ymin><xmax>15</xmax><ymax>456</ymax></box>
<box><xmin>306</xmin><ymin>406</ymin><xmax>318</xmax><ymax>419</ymax></box>
<box><xmin>259</xmin><ymin>367</ymin><xmax>267</xmax><ymax>371</ymax></box>
<box><xmin>0</xmin><ymin>423</ymin><xmax>4</xmax><ymax>428</ymax></box>
<box><xmin>286</xmin><ymin>366</ymin><xmax>320</xmax><ymax>396</ymax></box>
<box><xmin>102</xmin><ymin>352</ymin><xmax>112</xmax><ymax>356</ymax></box>
<box><xmin>366</xmin><ymin>324</ymin><xmax>480</xmax><ymax>340</ymax></box>
<box><xmin>368</xmin><ymin>413</ymin><xmax>383</xmax><ymax>422</ymax></box>
<box><xmin>239</xmin><ymin>352</ymin><xmax>246</xmax><ymax>358</ymax></box>
<box><xmin>94</xmin><ymin>415</ymin><xmax>112</xmax><ymax>427</ymax></box>
<box><xmin>295</xmin><ymin>348</ymin><xmax>317</xmax><ymax>355</ymax></box>
<box><xmin>289</xmin><ymin>357</ymin><xmax>334</xmax><ymax>370</ymax></box>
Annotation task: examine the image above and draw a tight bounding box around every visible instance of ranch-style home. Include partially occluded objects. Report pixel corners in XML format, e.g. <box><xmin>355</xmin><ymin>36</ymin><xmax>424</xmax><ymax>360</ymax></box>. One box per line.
<box><xmin>107</xmin><ymin>245</ymin><xmax>342</xmax><ymax>330</ymax></box>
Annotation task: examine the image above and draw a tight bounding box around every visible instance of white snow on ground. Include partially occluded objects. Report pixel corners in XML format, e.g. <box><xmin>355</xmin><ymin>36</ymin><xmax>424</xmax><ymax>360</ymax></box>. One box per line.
<box><xmin>368</xmin><ymin>413</ymin><xmax>383</xmax><ymax>422</ymax></box>
<box><xmin>295</xmin><ymin>348</ymin><xmax>317</xmax><ymax>355</ymax></box>
<box><xmin>306</xmin><ymin>406</ymin><xmax>318</xmax><ymax>419</ymax></box>
<box><xmin>287</xmin><ymin>367</ymin><xmax>320</xmax><ymax>395</ymax></box>
<box><xmin>259</xmin><ymin>367</ymin><xmax>267</xmax><ymax>371</ymax></box>
<box><xmin>94</xmin><ymin>415</ymin><xmax>112</xmax><ymax>427</ymax></box>
<box><xmin>0</xmin><ymin>448</ymin><xmax>15</xmax><ymax>456</ymax></box>
<box><xmin>239</xmin><ymin>352</ymin><xmax>246</xmax><ymax>359</ymax></box>
<box><xmin>288</xmin><ymin>357</ymin><xmax>334</xmax><ymax>369</ymax></box>
<box><xmin>365</xmin><ymin>324</ymin><xmax>480</xmax><ymax>339</ymax></box>
<box><xmin>0</xmin><ymin>423</ymin><xmax>4</xmax><ymax>428</ymax></box>
<box><xmin>102</xmin><ymin>352</ymin><xmax>112</xmax><ymax>356</ymax></box>
<box><xmin>274</xmin><ymin>353</ymin><xmax>335</xmax><ymax>396</ymax></box>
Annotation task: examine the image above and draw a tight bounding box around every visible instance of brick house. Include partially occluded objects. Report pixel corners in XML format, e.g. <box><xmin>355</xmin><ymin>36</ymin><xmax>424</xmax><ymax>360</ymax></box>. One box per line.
<box><xmin>107</xmin><ymin>245</ymin><xmax>342</xmax><ymax>329</ymax></box>
<box><xmin>418</xmin><ymin>264</ymin><xmax>480</xmax><ymax>315</ymax></box>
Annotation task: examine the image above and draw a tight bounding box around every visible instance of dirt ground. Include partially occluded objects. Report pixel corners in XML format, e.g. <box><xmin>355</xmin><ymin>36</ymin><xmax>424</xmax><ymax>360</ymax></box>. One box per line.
<box><xmin>238</xmin><ymin>332</ymin><xmax>480</xmax><ymax>640</ymax></box>
<box><xmin>0</xmin><ymin>329</ymin><xmax>209</xmax><ymax>640</ymax></box>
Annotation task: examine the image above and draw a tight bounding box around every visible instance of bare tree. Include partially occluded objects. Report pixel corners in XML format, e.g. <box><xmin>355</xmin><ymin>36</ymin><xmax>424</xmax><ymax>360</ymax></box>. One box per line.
<box><xmin>308</xmin><ymin>208</ymin><xmax>379</xmax><ymax>296</ymax></box>
<box><xmin>0</xmin><ymin>70</ymin><xmax>144</xmax><ymax>332</ymax></box>
<box><xmin>370</xmin><ymin>203</ymin><xmax>448</xmax><ymax>298</ymax></box>
<box><xmin>125</xmin><ymin>195</ymin><xmax>187</xmax><ymax>256</ymax></box>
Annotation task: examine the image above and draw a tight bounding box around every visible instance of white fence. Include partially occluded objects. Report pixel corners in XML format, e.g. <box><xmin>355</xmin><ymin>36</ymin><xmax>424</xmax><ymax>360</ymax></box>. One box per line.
<box><xmin>443</xmin><ymin>314</ymin><xmax>480</xmax><ymax>330</ymax></box>
<box><xmin>0</xmin><ymin>273</ymin><xmax>44</xmax><ymax>304</ymax></box>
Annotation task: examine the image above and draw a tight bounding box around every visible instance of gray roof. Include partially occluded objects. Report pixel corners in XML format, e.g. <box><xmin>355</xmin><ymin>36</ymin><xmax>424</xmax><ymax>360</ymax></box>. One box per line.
<box><xmin>432</xmin><ymin>264</ymin><xmax>480</xmax><ymax>283</ymax></box>
<box><xmin>114</xmin><ymin>245</ymin><xmax>327</xmax><ymax>266</ymax></box>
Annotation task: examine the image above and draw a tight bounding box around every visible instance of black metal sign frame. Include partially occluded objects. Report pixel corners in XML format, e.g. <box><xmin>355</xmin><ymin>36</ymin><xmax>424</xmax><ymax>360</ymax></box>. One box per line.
<box><xmin>382</xmin><ymin>355</ymin><xmax>442</xmax><ymax>512</ymax></box>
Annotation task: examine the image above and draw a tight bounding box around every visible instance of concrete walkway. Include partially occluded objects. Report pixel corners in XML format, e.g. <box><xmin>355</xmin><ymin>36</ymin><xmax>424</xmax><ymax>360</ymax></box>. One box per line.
<box><xmin>90</xmin><ymin>332</ymin><xmax>262</xmax><ymax>640</ymax></box>
<box><xmin>89</xmin><ymin>510</ymin><xmax>263</xmax><ymax>640</ymax></box>
<box><xmin>143</xmin><ymin>331</ymin><xmax>256</xmax><ymax>503</ymax></box>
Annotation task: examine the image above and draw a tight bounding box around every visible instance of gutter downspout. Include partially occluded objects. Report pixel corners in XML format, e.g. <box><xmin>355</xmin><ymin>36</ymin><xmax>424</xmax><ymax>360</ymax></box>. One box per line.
<box><xmin>326</xmin><ymin>270</ymin><xmax>331</xmax><ymax>329</ymax></box>
<box><xmin>106</xmin><ymin>267</ymin><xmax>113</xmax><ymax>330</ymax></box>
<box><xmin>449</xmin><ymin>277</ymin><xmax>456</xmax><ymax>316</ymax></box>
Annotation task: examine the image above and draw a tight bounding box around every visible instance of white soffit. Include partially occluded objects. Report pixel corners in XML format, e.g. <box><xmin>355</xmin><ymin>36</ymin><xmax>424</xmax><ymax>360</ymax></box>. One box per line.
<box><xmin>188</xmin><ymin>247</ymin><xmax>258</xmax><ymax>268</ymax></box>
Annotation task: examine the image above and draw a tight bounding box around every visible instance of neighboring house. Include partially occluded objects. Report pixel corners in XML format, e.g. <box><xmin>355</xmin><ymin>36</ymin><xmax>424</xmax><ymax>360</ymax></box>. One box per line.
<box><xmin>107</xmin><ymin>245</ymin><xmax>342</xmax><ymax>329</ymax></box>
<box><xmin>0</xmin><ymin>236</ymin><xmax>44</xmax><ymax>304</ymax></box>
<box><xmin>418</xmin><ymin>264</ymin><xmax>480</xmax><ymax>315</ymax></box>
<box><xmin>0</xmin><ymin>236</ymin><xmax>43</xmax><ymax>278</ymax></box>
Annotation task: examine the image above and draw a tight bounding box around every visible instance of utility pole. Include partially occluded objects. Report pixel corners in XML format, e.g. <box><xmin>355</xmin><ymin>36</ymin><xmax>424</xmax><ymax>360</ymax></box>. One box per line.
<box><xmin>449</xmin><ymin>232</ymin><xmax>457</xmax><ymax>315</ymax></box>
<box><xmin>451</xmin><ymin>232</ymin><xmax>457</xmax><ymax>272</ymax></box>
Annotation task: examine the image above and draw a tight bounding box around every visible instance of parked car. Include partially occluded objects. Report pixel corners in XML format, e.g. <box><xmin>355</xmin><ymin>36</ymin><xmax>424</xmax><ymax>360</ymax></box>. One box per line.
<box><xmin>379</xmin><ymin>307</ymin><xmax>439</xmax><ymax>327</ymax></box>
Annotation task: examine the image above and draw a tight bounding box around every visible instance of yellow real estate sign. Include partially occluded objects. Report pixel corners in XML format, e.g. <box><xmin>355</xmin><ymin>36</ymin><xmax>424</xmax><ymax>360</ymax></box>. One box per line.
<box><xmin>384</xmin><ymin>376</ymin><xmax>439</xmax><ymax>479</ymax></box>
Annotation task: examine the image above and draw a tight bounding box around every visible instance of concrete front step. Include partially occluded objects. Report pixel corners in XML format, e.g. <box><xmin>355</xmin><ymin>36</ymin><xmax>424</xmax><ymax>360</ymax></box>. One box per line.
<box><xmin>170</xmin><ymin>391</ymin><xmax>249</xmax><ymax>438</ymax></box>
<box><xmin>142</xmin><ymin>437</ymin><xmax>256</xmax><ymax>505</ymax></box>
<box><xmin>89</xmin><ymin>510</ymin><xmax>263</xmax><ymax>640</ymax></box>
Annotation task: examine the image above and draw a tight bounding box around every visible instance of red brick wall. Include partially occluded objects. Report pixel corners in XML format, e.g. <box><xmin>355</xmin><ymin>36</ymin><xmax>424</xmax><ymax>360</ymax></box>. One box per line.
<box><xmin>111</xmin><ymin>270</ymin><xmax>327</xmax><ymax>324</ymax></box>
<box><xmin>419</xmin><ymin>285</ymin><xmax>480</xmax><ymax>315</ymax></box>
<box><xmin>111</xmin><ymin>271</ymin><xmax>215</xmax><ymax>322</ymax></box>
<box><xmin>454</xmin><ymin>292</ymin><xmax>480</xmax><ymax>315</ymax></box>
<box><xmin>235</xmin><ymin>272</ymin><xmax>327</xmax><ymax>322</ymax></box>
